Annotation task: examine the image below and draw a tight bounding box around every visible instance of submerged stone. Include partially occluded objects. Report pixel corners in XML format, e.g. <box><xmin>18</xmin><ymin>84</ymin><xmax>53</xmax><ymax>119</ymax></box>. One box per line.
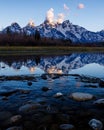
<box><xmin>6</xmin><ymin>126</ymin><xmax>23</xmax><ymax>130</ymax></box>
<box><xmin>89</xmin><ymin>119</ymin><xmax>103</xmax><ymax>130</ymax></box>
<box><xmin>70</xmin><ymin>92</ymin><xmax>94</xmax><ymax>101</ymax></box>
<box><xmin>53</xmin><ymin>92</ymin><xmax>63</xmax><ymax>98</ymax></box>
<box><xmin>41</xmin><ymin>87</ymin><xmax>51</xmax><ymax>92</ymax></box>
<box><xmin>60</xmin><ymin>124</ymin><xmax>75</xmax><ymax>130</ymax></box>
<box><xmin>93</xmin><ymin>99</ymin><xmax>104</xmax><ymax>106</ymax></box>
<box><xmin>19</xmin><ymin>103</ymin><xmax>41</xmax><ymax>113</ymax></box>
<box><xmin>27</xmin><ymin>82</ymin><xmax>32</xmax><ymax>86</ymax></box>
<box><xmin>10</xmin><ymin>115</ymin><xmax>22</xmax><ymax>123</ymax></box>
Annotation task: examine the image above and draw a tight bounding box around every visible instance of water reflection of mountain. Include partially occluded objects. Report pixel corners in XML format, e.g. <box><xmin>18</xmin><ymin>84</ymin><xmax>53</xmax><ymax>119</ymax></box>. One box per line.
<box><xmin>0</xmin><ymin>53</ymin><xmax>104</xmax><ymax>74</ymax></box>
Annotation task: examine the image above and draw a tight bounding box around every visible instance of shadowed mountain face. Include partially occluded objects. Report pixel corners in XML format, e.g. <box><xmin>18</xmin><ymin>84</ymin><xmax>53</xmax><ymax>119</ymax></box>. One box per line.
<box><xmin>0</xmin><ymin>53</ymin><xmax>104</xmax><ymax>77</ymax></box>
<box><xmin>2</xmin><ymin>20</ymin><xmax>104</xmax><ymax>43</ymax></box>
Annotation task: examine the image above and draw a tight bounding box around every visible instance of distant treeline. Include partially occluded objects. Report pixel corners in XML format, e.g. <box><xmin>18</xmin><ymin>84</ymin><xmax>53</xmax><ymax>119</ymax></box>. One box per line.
<box><xmin>0</xmin><ymin>33</ymin><xmax>73</xmax><ymax>46</ymax></box>
<box><xmin>0</xmin><ymin>33</ymin><xmax>104</xmax><ymax>47</ymax></box>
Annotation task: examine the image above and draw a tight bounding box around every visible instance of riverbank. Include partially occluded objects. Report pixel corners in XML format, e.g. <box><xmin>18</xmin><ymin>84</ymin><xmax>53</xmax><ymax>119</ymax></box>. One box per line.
<box><xmin>0</xmin><ymin>46</ymin><xmax>104</xmax><ymax>56</ymax></box>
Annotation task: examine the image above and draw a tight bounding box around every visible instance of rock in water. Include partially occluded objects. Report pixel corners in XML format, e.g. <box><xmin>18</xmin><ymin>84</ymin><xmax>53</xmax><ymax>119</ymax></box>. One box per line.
<box><xmin>6</xmin><ymin>126</ymin><xmax>23</xmax><ymax>130</ymax></box>
<box><xmin>27</xmin><ymin>82</ymin><xmax>32</xmax><ymax>86</ymax></box>
<box><xmin>53</xmin><ymin>92</ymin><xmax>63</xmax><ymax>98</ymax></box>
<box><xmin>60</xmin><ymin>124</ymin><xmax>75</xmax><ymax>130</ymax></box>
<box><xmin>10</xmin><ymin>115</ymin><xmax>22</xmax><ymax>123</ymax></box>
<box><xmin>41</xmin><ymin>87</ymin><xmax>51</xmax><ymax>92</ymax></box>
<box><xmin>94</xmin><ymin>99</ymin><xmax>104</xmax><ymax>106</ymax></box>
<box><xmin>89</xmin><ymin>119</ymin><xmax>103</xmax><ymax>130</ymax></box>
<box><xmin>19</xmin><ymin>103</ymin><xmax>40</xmax><ymax>114</ymax></box>
<box><xmin>70</xmin><ymin>92</ymin><xmax>94</xmax><ymax>101</ymax></box>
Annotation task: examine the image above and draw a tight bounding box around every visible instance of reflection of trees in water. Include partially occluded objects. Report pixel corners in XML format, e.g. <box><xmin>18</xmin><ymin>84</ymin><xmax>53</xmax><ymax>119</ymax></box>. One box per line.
<box><xmin>0</xmin><ymin>55</ymin><xmax>41</xmax><ymax>71</ymax></box>
<box><xmin>35</xmin><ymin>56</ymin><xmax>40</xmax><ymax>65</ymax></box>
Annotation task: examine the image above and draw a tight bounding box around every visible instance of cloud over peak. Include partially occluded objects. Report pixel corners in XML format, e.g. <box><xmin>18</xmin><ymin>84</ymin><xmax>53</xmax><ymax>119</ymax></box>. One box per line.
<box><xmin>46</xmin><ymin>8</ymin><xmax>65</xmax><ymax>24</ymax></box>
<box><xmin>46</xmin><ymin>8</ymin><xmax>54</xmax><ymax>23</ymax></box>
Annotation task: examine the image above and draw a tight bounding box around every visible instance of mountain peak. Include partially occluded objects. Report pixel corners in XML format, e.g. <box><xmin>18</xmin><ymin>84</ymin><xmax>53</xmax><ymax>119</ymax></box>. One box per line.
<box><xmin>27</xmin><ymin>20</ymin><xmax>35</xmax><ymax>27</ymax></box>
<box><xmin>11</xmin><ymin>22</ymin><xmax>21</xmax><ymax>29</ymax></box>
<box><xmin>43</xmin><ymin>20</ymin><xmax>56</xmax><ymax>27</ymax></box>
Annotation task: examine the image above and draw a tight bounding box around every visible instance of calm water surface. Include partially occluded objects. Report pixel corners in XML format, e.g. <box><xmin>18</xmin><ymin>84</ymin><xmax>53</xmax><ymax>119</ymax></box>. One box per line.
<box><xmin>0</xmin><ymin>52</ymin><xmax>104</xmax><ymax>79</ymax></box>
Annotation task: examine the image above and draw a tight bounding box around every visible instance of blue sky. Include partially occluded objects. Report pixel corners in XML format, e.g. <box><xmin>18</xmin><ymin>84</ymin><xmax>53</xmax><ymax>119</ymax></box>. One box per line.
<box><xmin>0</xmin><ymin>0</ymin><xmax>104</xmax><ymax>31</ymax></box>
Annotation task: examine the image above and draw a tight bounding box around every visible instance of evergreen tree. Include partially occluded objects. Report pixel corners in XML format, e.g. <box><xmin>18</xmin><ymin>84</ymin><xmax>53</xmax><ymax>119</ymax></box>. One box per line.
<box><xmin>35</xmin><ymin>30</ymin><xmax>40</xmax><ymax>40</ymax></box>
<box><xmin>6</xmin><ymin>27</ymin><xmax>11</xmax><ymax>35</ymax></box>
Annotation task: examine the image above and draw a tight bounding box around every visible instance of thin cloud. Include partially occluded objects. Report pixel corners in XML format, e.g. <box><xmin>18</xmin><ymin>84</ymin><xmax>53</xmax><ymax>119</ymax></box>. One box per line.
<box><xmin>78</xmin><ymin>3</ymin><xmax>85</xmax><ymax>9</ymax></box>
<box><xmin>57</xmin><ymin>13</ymin><xmax>65</xmax><ymax>24</ymax></box>
<box><xmin>64</xmin><ymin>4</ymin><xmax>69</xmax><ymax>10</ymax></box>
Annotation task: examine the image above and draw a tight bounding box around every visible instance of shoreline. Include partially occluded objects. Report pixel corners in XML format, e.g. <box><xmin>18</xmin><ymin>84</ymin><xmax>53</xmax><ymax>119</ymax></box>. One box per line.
<box><xmin>0</xmin><ymin>46</ymin><xmax>104</xmax><ymax>56</ymax></box>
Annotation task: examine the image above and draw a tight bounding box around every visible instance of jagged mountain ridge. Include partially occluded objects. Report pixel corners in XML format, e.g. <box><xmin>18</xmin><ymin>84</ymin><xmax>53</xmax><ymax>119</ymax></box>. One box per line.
<box><xmin>0</xmin><ymin>53</ymin><xmax>104</xmax><ymax>74</ymax></box>
<box><xmin>2</xmin><ymin>20</ymin><xmax>104</xmax><ymax>43</ymax></box>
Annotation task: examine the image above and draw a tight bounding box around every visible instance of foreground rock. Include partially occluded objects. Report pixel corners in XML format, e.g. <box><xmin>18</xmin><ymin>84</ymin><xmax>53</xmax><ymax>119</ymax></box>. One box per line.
<box><xmin>19</xmin><ymin>103</ymin><xmax>41</xmax><ymax>114</ymax></box>
<box><xmin>70</xmin><ymin>92</ymin><xmax>94</xmax><ymax>101</ymax></box>
<box><xmin>93</xmin><ymin>99</ymin><xmax>104</xmax><ymax>107</ymax></box>
<box><xmin>27</xmin><ymin>82</ymin><xmax>32</xmax><ymax>86</ymax></box>
<box><xmin>60</xmin><ymin>124</ymin><xmax>75</xmax><ymax>130</ymax></box>
<box><xmin>41</xmin><ymin>87</ymin><xmax>51</xmax><ymax>92</ymax></box>
<box><xmin>53</xmin><ymin>92</ymin><xmax>63</xmax><ymax>98</ymax></box>
<box><xmin>6</xmin><ymin>126</ymin><xmax>23</xmax><ymax>130</ymax></box>
<box><xmin>89</xmin><ymin>119</ymin><xmax>103</xmax><ymax>130</ymax></box>
<box><xmin>10</xmin><ymin>115</ymin><xmax>22</xmax><ymax>123</ymax></box>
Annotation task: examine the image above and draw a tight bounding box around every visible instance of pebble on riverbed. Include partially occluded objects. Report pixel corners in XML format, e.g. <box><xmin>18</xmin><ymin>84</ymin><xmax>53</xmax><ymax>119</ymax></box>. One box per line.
<box><xmin>89</xmin><ymin>119</ymin><xmax>103</xmax><ymax>130</ymax></box>
<box><xmin>93</xmin><ymin>99</ymin><xmax>104</xmax><ymax>107</ymax></box>
<box><xmin>27</xmin><ymin>82</ymin><xmax>32</xmax><ymax>86</ymax></box>
<box><xmin>41</xmin><ymin>86</ymin><xmax>51</xmax><ymax>92</ymax></box>
<box><xmin>59</xmin><ymin>124</ymin><xmax>75</xmax><ymax>130</ymax></box>
<box><xmin>19</xmin><ymin>103</ymin><xmax>41</xmax><ymax>114</ymax></box>
<box><xmin>10</xmin><ymin>115</ymin><xmax>22</xmax><ymax>123</ymax></box>
<box><xmin>70</xmin><ymin>92</ymin><xmax>94</xmax><ymax>101</ymax></box>
<box><xmin>6</xmin><ymin>126</ymin><xmax>23</xmax><ymax>130</ymax></box>
<box><xmin>2</xmin><ymin>96</ymin><xmax>9</xmax><ymax>100</ymax></box>
<box><xmin>53</xmin><ymin>92</ymin><xmax>63</xmax><ymax>98</ymax></box>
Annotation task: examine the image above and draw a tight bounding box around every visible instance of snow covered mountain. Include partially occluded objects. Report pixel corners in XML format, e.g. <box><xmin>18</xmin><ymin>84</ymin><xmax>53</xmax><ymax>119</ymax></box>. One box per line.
<box><xmin>2</xmin><ymin>20</ymin><xmax>104</xmax><ymax>43</ymax></box>
<box><xmin>3</xmin><ymin>23</ymin><xmax>22</xmax><ymax>34</ymax></box>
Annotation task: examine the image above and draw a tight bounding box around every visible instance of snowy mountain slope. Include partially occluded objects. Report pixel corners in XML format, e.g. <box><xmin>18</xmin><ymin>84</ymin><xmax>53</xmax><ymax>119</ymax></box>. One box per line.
<box><xmin>3</xmin><ymin>23</ymin><xmax>22</xmax><ymax>34</ymax></box>
<box><xmin>2</xmin><ymin>20</ymin><xmax>104</xmax><ymax>43</ymax></box>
